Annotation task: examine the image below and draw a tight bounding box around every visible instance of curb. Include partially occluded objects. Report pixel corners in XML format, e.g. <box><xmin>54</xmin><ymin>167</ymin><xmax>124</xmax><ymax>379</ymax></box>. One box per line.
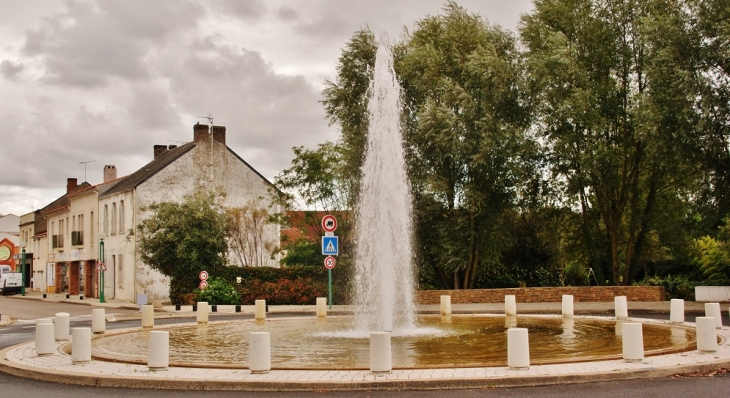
<box><xmin>1</xmin><ymin>346</ymin><xmax>729</xmax><ymax>391</ymax></box>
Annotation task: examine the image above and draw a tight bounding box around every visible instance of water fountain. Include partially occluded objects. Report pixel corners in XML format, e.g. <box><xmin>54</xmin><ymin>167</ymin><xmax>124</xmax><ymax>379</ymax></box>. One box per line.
<box><xmin>87</xmin><ymin>39</ymin><xmax>699</xmax><ymax>371</ymax></box>
<box><xmin>353</xmin><ymin>36</ymin><xmax>417</xmax><ymax>334</ymax></box>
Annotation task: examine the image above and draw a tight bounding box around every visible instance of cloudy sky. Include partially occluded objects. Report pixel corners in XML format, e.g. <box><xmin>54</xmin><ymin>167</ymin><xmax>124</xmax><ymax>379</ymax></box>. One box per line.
<box><xmin>0</xmin><ymin>0</ymin><xmax>533</xmax><ymax>216</ymax></box>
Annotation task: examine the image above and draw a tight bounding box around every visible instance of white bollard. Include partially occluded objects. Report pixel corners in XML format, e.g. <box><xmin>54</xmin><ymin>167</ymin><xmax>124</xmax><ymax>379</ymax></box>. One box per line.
<box><xmin>148</xmin><ymin>331</ymin><xmax>169</xmax><ymax>369</ymax></box>
<box><xmin>696</xmin><ymin>317</ymin><xmax>718</xmax><ymax>352</ymax></box>
<box><xmin>71</xmin><ymin>327</ymin><xmax>91</xmax><ymax>363</ymax></box>
<box><xmin>704</xmin><ymin>303</ymin><xmax>723</xmax><ymax>328</ymax></box>
<box><xmin>35</xmin><ymin>323</ymin><xmax>55</xmax><ymax>356</ymax></box>
<box><xmin>507</xmin><ymin>328</ymin><xmax>530</xmax><ymax>369</ymax></box>
<box><xmin>142</xmin><ymin>305</ymin><xmax>155</xmax><ymax>328</ymax></box>
<box><xmin>249</xmin><ymin>332</ymin><xmax>271</xmax><ymax>374</ymax></box>
<box><xmin>370</xmin><ymin>332</ymin><xmax>392</xmax><ymax>373</ymax></box>
<box><xmin>316</xmin><ymin>297</ymin><xmax>327</xmax><ymax>317</ymax></box>
<box><xmin>614</xmin><ymin>296</ymin><xmax>628</xmax><ymax>320</ymax></box>
<box><xmin>621</xmin><ymin>322</ymin><xmax>644</xmax><ymax>362</ymax></box>
<box><xmin>440</xmin><ymin>295</ymin><xmax>452</xmax><ymax>316</ymax></box>
<box><xmin>91</xmin><ymin>309</ymin><xmax>106</xmax><ymax>333</ymax></box>
<box><xmin>562</xmin><ymin>295</ymin><xmax>574</xmax><ymax>317</ymax></box>
<box><xmin>197</xmin><ymin>302</ymin><xmax>209</xmax><ymax>324</ymax></box>
<box><xmin>670</xmin><ymin>299</ymin><xmax>685</xmax><ymax>324</ymax></box>
<box><xmin>54</xmin><ymin>312</ymin><xmax>70</xmax><ymax>341</ymax></box>
<box><xmin>255</xmin><ymin>299</ymin><xmax>266</xmax><ymax>320</ymax></box>
<box><xmin>505</xmin><ymin>295</ymin><xmax>517</xmax><ymax>316</ymax></box>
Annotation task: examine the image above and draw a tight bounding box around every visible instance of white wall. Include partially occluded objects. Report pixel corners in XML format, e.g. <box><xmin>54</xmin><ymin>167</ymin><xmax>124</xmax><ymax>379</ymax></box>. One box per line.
<box><xmin>695</xmin><ymin>286</ymin><xmax>730</xmax><ymax>302</ymax></box>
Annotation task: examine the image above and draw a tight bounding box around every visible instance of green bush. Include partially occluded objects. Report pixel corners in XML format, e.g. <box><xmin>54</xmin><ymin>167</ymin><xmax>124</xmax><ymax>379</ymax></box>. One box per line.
<box><xmin>634</xmin><ymin>275</ymin><xmax>698</xmax><ymax>301</ymax></box>
<box><xmin>197</xmin><ymin>277</ymin><xmax>241</xmax><ymax>305</ymax></box>
<box><xmin>237</xmin><ymin>277</ymin><xmax>327</xmax><ymax>305</ymax></box>
<box><xmin>564</xmin><ymin>262</ymin><xmax>590</xmax><ymax>286</ymax></box>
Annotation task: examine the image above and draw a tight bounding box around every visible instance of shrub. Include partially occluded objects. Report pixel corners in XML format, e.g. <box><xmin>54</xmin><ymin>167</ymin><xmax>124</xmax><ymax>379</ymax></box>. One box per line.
<box><xmin>564</xmin><ymin>262</ymin><xmax>590</xmax><ymax>286</ymax></box>
<box><xmin>634</xmin><ymin>275</ymin><xmax>698</xmax><ymax>301</ymax></box>
<box><xmin>197</xmin><ymin>277</ymin><xmax>241</xmax><ymax>305</ymax></box>
<box><xmin>237</xmin><ymin>277</ymin><xmax>327</xmax><ymax>305</ymax></box>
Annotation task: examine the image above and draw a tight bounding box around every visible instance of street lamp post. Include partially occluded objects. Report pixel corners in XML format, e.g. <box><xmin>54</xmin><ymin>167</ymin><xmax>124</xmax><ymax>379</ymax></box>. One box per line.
<box><xmin>98</xmin><ymin>231</ymin><xmax>106</xmax><ymax>303</ymax></box>
<box><xmin>20</xmin><ymin>241</ymin><xmax>27</xmax><ymax>296</ymax></box>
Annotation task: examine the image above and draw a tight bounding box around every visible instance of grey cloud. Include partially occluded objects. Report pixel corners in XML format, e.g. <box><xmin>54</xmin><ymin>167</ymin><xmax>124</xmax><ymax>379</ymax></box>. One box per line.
<box><xmin>211</xmin><ymin>0</ymin><xmax>267</xmax><ymax>22</ymax></box>
<box><xmin>22</xmin><ymin>0</ymin><xmax>204</xmax><ymax>88</ymax></box>
<box><xmin>276</xmin><ymin>6</ymin><xmax>299</xmax><ymax>22</ymax></box>
<box><xmin>1</xmin><ymin>60</ymin><xmax>24</xmax><ymax>80</ymax></box>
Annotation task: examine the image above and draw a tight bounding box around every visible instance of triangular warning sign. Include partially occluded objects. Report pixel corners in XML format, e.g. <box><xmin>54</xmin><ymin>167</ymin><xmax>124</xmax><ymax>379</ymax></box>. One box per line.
<box><xmin>325</xmin><ymin>241</ymin><xmax>336</xmax><ymax>253</ymax></box>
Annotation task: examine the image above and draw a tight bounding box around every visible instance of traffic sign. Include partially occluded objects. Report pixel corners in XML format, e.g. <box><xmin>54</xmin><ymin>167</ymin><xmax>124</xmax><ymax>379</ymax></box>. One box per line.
<box><xmin>322</xmin><ymin>215</ymin><xmax>337</xmax><ymax>233</ymax></box>
<box><xmin>199</xmin><ymin>270</ymin><xmax>209</xmax><ymax>281</ymax></box>
<box><xmin>324</xmin><ymin>256</ymin><xmax>336</xmax><ymax>269</ymax></box>
<box><xmin>97</xmin><ymin>261</ymin><xmax>107</xmax><ymax>272</ymax></box>
<box><xmin>199</xmin><ymin>280</ymin><xmax>208</xmax><ymax>290</ymax></box>
<box><xmin>322</xmin><ymin>236</ymin><xmax>339</xmax><ymax>255</ymax></box>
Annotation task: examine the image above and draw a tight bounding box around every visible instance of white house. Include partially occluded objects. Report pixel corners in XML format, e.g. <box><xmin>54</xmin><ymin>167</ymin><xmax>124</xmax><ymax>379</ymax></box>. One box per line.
<box><xmin>98</xmin><ymin>123</ymin><xmax>281</xmax><ymax>303</ymax></box>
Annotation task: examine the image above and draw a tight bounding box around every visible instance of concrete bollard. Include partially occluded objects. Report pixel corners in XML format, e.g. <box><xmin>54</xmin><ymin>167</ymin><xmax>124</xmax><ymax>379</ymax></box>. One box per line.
<box><xmin>255</xmin><ymin>300</ymin><xmax>266</xmax><ymax>320</ymax></box>
<box><xmin>614</xmin><ymin>296</ymin><xmax>628</xmax><ymax>320</ymax></box>
<box><xmin>249</xmin><ymin>332</ymin><xmax>271</xmax><ymax>374</ymax></box>
<box><xmin>197</xmin><ymin>302</ymin><xmax>209</xmax><ymax>324</ymax></box>
<box><xmin>621</xmin><ymin>322</ymin><xmax>644</xmax><ymax>362</ymax></box>
<box><xmin>507</xmin><ymin>328</ymin><xmax>530</xmax><ymax>369</ymax></box>
<box><xmin>316</xmin><ymin>297</ymin><xmax>327</xmax><ymax>317</ymax></box>
<box><xmin>440</xmin><ymin>295</ymin><xmax>452</xmax><ymax>316</ymax></box>
<box><xmin>92</xmin><ymin>309</ymin><xmax>106</xmax><ymax>334</ymax></box>
<box><xmin>704</xmin><ymin>303</ymin><xmax>723</xmax><ymax>328</ymax></box>
<box><xmin>148</xmin><ymin>331</ymin><xmax>169</xmax><ymax>369</ymax></box>
<box><xmin>670</xmin><ymin>299</ymin><xmax>685</xmax><ymax>324</ymax></box>
<box><xmin>142</xmin><ymin>305</ymin><xmax>155</xmax><ymax>328</ymax></box>
<box><xmin>696</xmin><ymin>317</ymin><xmax>718</xmax><ymax>352</ymax></box>
<box><xmin>562</xmin><ymin>295</ymin><xmax>574</xmax><ymax>317</ymax></box>
<box><xmin>71</xmin><ymin>327</ymin><xmax>91</xmax><ymax>363</ymax></box>
<box><xmin>35</xmin><ymin>323</ymin><xmax>55</xmax><ymax>356</ymax></box>
<box><xmin>54</xmin><ymin>312</ymin><xmax>70</xmax><ymax>341</ymax></box>
<box><xmin>370</xmin><ymin>332</ymin><xmax>392</xmax><ymax>373</ymax></box>
<box><xmin>505</xmin><ymin>295</ymin><xmax>516</xmax><ymax>316</ymax></box>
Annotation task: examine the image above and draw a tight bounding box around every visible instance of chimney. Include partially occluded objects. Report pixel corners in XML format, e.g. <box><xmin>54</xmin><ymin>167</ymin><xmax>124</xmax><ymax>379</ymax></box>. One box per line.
<box><xmin>212</xmin><ymin>125</ymin><xmax>226</xmax><ymax>145</ymax></box>
<box><xmin>193</xmin><ymin>122</ymin><xmax>209</xmax><ymax>143</ymax></box>
<box><xmin>153</xmin><ymin>145</ymin><xmax>168</xmax><ymax>158</ymax></box>
<box><xmin>67</xmin><ymin>178</ymin><xmax>78</xmax><ymax>193</ymax></box>
<box><xmin>103</xmin><ymin>165</ymin><xmax>117</xmax><ymax>183</ymax></box>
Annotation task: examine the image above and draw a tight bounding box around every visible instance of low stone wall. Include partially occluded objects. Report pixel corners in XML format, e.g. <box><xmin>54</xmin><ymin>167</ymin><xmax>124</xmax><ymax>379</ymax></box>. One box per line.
<box><xmin>415</xmin><ymin>286</ymin><xmax>665</xmax><ymax>304</ymax></box>
<box><xmin>695</xmin><ymin>286</ymin><xmax>730</xmax><ymax>302</ymax></box>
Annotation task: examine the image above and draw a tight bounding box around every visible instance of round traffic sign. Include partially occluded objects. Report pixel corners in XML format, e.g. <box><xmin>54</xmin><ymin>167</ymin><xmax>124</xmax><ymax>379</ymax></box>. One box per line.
<box><xmin>324</xmin><ymin>255</ymin><xmax>336</xmax><ymax>269</ymax></box>
<box><xmin>322</xmin><ymin>215</ymin><xmax>337</xmax><ymax>233</ymax></box>
<box><xmin>199</xmin><ymin>280</ymin><xmax>208</xmax><ymax>290</ymax></box>
<box><xmin>199</xmin><ymin>270</ymin><xmax>209</xmax><ymax>281</ymax></box>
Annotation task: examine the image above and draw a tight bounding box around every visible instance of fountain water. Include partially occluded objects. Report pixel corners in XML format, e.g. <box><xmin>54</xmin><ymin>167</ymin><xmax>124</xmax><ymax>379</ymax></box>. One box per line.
<box><xmin>352</xmin><ymin>37</ymin><xmax>417</xmax><ymax>334</ymax></box>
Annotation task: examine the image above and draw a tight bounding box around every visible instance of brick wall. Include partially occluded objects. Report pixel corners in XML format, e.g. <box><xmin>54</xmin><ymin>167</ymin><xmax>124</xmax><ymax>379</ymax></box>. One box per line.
<box><xmin>416</xmin><ymin>286</ymin><xmax>665</xmax><ymax>304</ymax></box>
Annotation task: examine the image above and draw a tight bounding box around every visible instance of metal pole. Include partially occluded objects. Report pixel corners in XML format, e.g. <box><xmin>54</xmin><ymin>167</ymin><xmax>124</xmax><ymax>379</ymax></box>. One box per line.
<box><xmin>20</xmin><ymin>247</ymin><xmax>26</xmax><ymax>296</ymax></box>
<box><xmin>328</xmin><ymin>269</ymin><xmax>332</xmax><ymax>310</ymax></box>
<box><xmin>99</xmin><ymin>239</ymin><xmax>105</xmax><ymax>303</ymax></box>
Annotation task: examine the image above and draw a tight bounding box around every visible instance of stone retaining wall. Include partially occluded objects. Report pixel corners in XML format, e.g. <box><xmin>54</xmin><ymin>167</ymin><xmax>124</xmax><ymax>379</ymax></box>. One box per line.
<box><xmin>415</xmin><ymin>286</ymin><xmax>665</xmax><ymax>304</ymax></box>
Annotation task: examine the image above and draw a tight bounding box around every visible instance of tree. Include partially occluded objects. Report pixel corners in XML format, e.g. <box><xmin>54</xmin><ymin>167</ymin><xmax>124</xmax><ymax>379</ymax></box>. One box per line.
<box><xmin>520</xmin><ymin>0</ymin><xmax>701</xmax><ymax>284</ymax></box>
<box><xmin>137</xmin><ymin>189</ymin><xmax>230</xmax><ymax>304</ymax></box>
<box><xmin>228</xmin><ymin>199</ymin><xmax>278</xmax><ymax>267</ymax></box>
<box><xmin>397</xmin><ymin>2</ymin><xmax>533</xmax><ymax>288</ymax></box>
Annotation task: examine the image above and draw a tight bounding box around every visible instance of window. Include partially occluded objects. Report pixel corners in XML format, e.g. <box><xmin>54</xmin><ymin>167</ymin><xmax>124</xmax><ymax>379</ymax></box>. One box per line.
<box><xmin>117</xmin><ymin>254</ymin><xmax>124</xmax><ymax>288</ymax></box>
<box><xmin>66</xmin><ymin>217</ymin><xmax>69</xmax><ymax>236</ymax></box>
<box><xmin>78</xmin><ymin>214</ymin><xmax>84</xmax><ymax>232</ymax></box>
<box><xmin>103</xmin><ymin>205</ymin><xmax>108</xmax><ymax>234</ymax></box>
<box><xmin>111</xmin><ymin>203</ymin><xmax>117</xmax><ymax>235</ymax></box>
<box><xmin>90</xmin><ymin>211</ymin><xmax>94</xmax><ymax>243</ymax></box>
<box><xmin>119</xmin><ymin>201</ymin><xmax>125</xmax><ymax>234</ymax></box>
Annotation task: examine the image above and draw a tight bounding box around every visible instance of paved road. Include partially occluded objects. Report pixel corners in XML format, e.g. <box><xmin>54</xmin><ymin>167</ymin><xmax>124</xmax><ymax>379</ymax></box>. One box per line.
<box><xmin>1</xmin><ymin>298</ymin><xmax>729</xmax><ymax>396</ymax></box>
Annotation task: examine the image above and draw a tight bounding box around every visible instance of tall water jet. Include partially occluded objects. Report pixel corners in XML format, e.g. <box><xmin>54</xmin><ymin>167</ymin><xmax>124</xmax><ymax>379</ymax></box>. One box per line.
<box><xmin>353</xmin><ymin>37</ymin><xmax>417</xmax><ymax>333</ymax></box>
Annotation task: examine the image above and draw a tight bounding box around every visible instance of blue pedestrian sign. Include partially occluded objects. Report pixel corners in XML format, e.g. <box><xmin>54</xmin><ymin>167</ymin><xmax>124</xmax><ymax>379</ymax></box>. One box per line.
<box><xmin>322</xmin><ymin>236</ymin><xmax>339</xmax><ymax>256</ymax></box>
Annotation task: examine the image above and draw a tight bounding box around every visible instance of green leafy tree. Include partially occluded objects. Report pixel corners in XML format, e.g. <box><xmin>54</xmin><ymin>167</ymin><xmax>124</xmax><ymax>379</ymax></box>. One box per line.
<box><xmin>693</xmin><ymin>218</ymin><xmax>730</xmax><ymax>282</ymax></box>
<box><xmin>137</xmin><ymin>189</ymin><xmax>230</xmax><ymax>304</ymax></box>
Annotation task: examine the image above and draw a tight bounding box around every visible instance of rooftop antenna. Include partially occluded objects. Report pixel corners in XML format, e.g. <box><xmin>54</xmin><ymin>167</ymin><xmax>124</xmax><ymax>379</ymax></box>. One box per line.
<box><xmin>79</xmin><ymin>160</ymin><xmax>96</xmax><ymax>182</ymax></box>
<box><xmin>167</xmin><ymin>140</ymin><xmax>188</xmax><ymax>145</ymax></box>
<box><xmin>197</xmin><ymin>114</ymin><xmax>213</xmax><ymax>128</ymax></box>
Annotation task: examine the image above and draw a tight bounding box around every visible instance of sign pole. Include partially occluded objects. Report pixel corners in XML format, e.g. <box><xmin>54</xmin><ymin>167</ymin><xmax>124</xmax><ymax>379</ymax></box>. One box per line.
<box><xmin>328</xmin><ymin>269</ymin><xmax>332</xmax><ymax>310</ymax></box>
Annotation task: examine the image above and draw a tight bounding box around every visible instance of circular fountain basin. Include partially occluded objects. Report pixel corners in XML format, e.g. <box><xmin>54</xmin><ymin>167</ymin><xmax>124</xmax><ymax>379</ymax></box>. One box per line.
<box><xmin>91</xmin><ymin>315</ymin><xmax>696</xmax><ymax>370</ymax></box>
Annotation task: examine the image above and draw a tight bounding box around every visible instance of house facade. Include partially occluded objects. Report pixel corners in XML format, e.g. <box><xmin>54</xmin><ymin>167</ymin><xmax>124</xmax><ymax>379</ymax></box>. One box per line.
<box><xmin>98</xmin><ymin>123</ymin><xmax>281</xmax><ymax>303</ymax></box>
